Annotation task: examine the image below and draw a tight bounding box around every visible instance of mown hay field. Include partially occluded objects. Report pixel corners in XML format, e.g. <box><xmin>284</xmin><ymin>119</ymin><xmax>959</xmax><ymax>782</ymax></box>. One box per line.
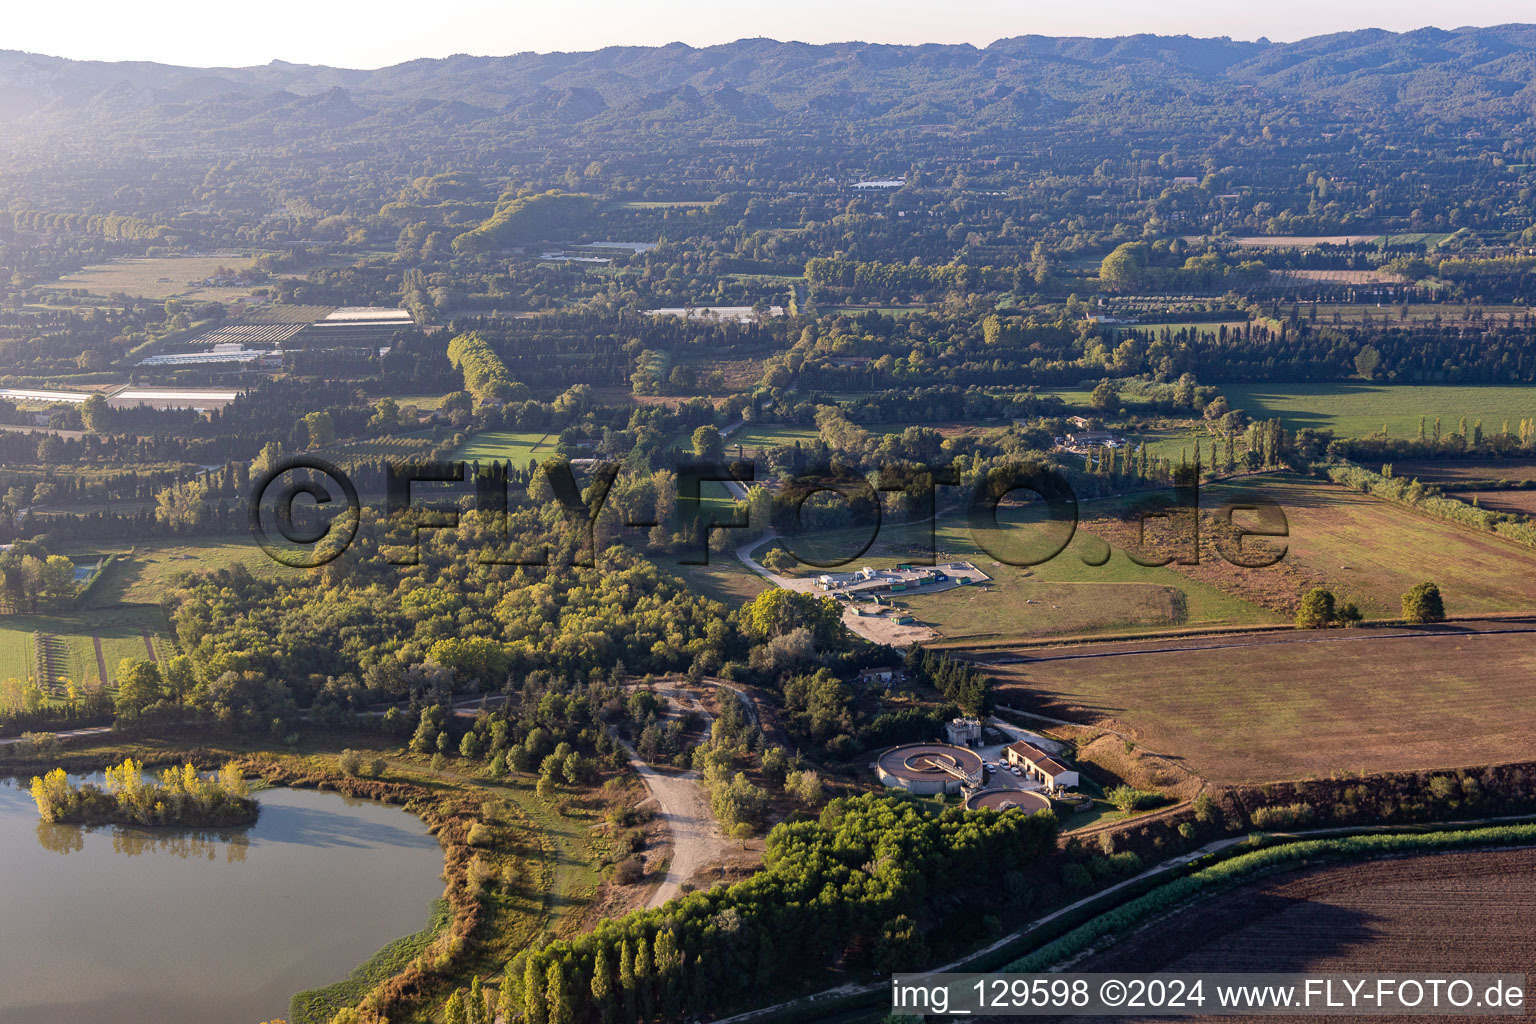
<box><xmin>44</xmin><ymin>255</ymin><xmax>260</xmax><ymax>302</ymax></box>
<box><xmin>1221</xmin><ymin>382</ymin><xmax>1536</xmax><ymax>439</ymax></box>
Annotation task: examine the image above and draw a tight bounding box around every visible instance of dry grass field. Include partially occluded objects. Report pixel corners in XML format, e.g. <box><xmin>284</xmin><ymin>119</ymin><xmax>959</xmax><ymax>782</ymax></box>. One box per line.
<box><xmin>981</xmin><ymin>621</ymin><xmax>1536</xmax><ymax>783</ymax></box>
<box><xmin>1070</xmin><ymin>846</ymin><xmax>1536</xmax><ymax>987</ymax></box>
<box><xmin>1215</xmin><ymin>475</ymin><xmax>1536</xmax><ymax>618</ymax></box>
<box><xmin>44</xmin><ymin>255</ymin><xmax>260</xmax><ymax>302</ymax></box>
<box><xmin>1080</xmin><ymin>474</ymin><xmax>1536</xmax><ymax>620</ymax></box>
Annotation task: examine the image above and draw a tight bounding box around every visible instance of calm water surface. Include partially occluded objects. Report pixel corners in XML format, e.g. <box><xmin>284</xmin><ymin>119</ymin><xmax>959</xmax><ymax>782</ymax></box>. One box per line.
<box><xmin>0</xmin><ymin>777</ymin><xmax>445</xmax><ymax>1024</ymax></box>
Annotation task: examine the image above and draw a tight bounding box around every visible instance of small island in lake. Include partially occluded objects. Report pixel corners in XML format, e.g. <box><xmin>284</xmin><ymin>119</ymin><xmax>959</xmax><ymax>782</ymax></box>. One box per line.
<box><xmin>31</xmin><ymin>758</ymin><xmax>258</xmax><ymax>828</ymax></box>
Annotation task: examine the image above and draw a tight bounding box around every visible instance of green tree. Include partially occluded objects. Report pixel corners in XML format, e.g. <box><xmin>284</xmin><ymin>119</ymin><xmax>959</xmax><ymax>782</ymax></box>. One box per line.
<box><xmin>760</xmin><ymin>546</ymin><xmax>798</xmax><ymax>574</ymax></box>
<box><xmin>873</xmin><ymin>915</ymin><xmax>929</xmax><ymax>974</ymax></box>
<box><xmin>784</xmin><ymin>769</ymin><xmax>823</xmax><ymax>805</ymax></box>
<box><xmin>114</xmin><ymin>659</ymin><xmax>163</xmax><ymax>719</ymax></box>
<box><xmin>524</xmin><ymin>956</ymin><xmax>547</xmax><ymax>1024</ymax></box>
<box><xmin>1402</xmin><ymin>581</ymin><xmax>1445</xmax><ymax>623</ymax></box>
<box><xmin>1089</xmin><ymin>380</ymin><xmax>1120</xmax><ymax>413</ymax></box>
<box><xmin>545</xmin><ymin>960</ymin><xmax>572</xmax><ymax>1024</ymax></box>
<box><xmin>154</xmin><ymin>480</ymin><xmax>210</xmax><ymax>529</ymax></box>
<box><xmin>1353</xmin><ymin>344</ymin><xmax>1382</xmax><ymax>379</ymax></box>
<box><xmin>691</xmin><ymin>424</ymin><xmax>725</xmax><ymax>461</ymax></box>
<box><xmin>302</xmin><ymin>410</ymin><xmax>337</xmax><ymax>448</ymax></box>
<box><xmin>591</xmin><ymin>944</ymin><xmax>615</xmax><ymax>1024</ymax></box>
<box><xmin>618</xmin><ymin>939</ymin><xmax>636</xmax><ymax>1022</ymax></box>
<box><xmin>1295</xmin><ymin>587</ymin><xmax>1336</xmax><ymax>629</ymax></box>
<box><xmin>80</xmin><ymin>393</ymin><xmax>110</xmax><ymax>432</ymax></box>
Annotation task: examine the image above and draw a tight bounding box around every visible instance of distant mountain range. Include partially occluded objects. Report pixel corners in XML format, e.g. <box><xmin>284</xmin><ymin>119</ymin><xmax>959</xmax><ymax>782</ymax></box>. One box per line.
<box><xmin>2</xmin><ymin>26</ymin><xmax>1534</xmax><ymax>139</ymax></box>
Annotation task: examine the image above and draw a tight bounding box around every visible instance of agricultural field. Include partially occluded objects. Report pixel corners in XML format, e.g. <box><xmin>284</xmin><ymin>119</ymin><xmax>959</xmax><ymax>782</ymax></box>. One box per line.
<box><xmin>74</xmin><ymin>538</ymin><xmax>306</xmax><ymax>606</ymax></box>
<box><xmin>317</xmin><ymin>433</ymin><xmax>442</xmax><ymax>468</ymax></box>
<box><xmin>1457</xmin><ymin>490</ymin><xmax>1536</xmax><ymax>515</ymax></box>
<box><xmin>916</xmin><ymin>520</ymin><xmax>1273</xmax><ymax>640</ymax></box>
<box><xmin>42</xmin><ymin>255</ymin><xmax>262</xmax><ymax>303</ymax></box>
<box><xmin>1388</xmin><ymin>459</ymin><xmax>1536</xmax><ymax>512</ymax></box>
<box><xmin>824</xmin><ymin>304</ymin><xmax>926</xmax><ymax>316</ymax></box>
<box><xmin>1078</xmin><ymin>473</ymin><xmax>1536</xmax><ymax>621</ymax></box>
<box><xmin>380</xmin><ymin>393</ymin><xmax>449</xmax><ymax>410</ymax></box>
<box><xmin>1072</xmin><ymin>847</ymin><xmax>1536</xmax><ymax>976</ymax></box>
<box><xmin>0</xmin><ymin>606</ymin><xmax>171</xmax><ymax>686</ymax></box>
<box><xmin>1224</xmin><ymin>234</ymin><xmax>1383</xmax><ymax>247</ymax></box>
<box><xmin>1270</xmin><ymin>267</ymin><xmax>1402</xmax><ymax>285</ymax></box>
<box><xmin>980</xmin><ymin>620</ymin><xmax>1536</xmax><ymax>783</ymax></box>
<box><xmin>242</xmin><ymin>303</ymin><xmax>334</xmax><ymax>324</ymax></box>
<box><xmin>725</xmin><ymin>423</ymin><xmax>822</xmax><ymax>454</ymax></box>
<box><xmin>1299</xmin><ymin>301</ymin><xmax>1533</xmax><ymax>327</ymax></box>
<box><xmin>1221</xmin><ymin>382</ymin><xmax>1536</xmax><ymax>439</ymax></box>
<box><xmin>452</xmin><ymin>430</ymin><xmax>555</xmax><ymax>467</ymax></box>
<box><xmin>1391</xmin><ymin>459</ymin><xmax>1536</xmax><ymax>483</ymax></box>
<box><xmin>1217</xmin><ymin>474</ymin><xmax>1536</xmax><ymax>617</ymax></box>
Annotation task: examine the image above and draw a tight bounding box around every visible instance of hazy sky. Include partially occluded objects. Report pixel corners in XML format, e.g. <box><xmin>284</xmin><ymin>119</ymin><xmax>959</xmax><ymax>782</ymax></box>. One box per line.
<box><xmin>12</xmin><ymin>0</ymin><xmax>1535</xmax><ymax>68</ymax></box>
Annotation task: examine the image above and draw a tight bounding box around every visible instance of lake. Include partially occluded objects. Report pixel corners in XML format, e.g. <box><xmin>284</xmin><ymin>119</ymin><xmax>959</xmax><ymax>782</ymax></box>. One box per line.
<box><xmin>0</xmin><ymin>777</ymin><xmax>445</xmax><ymax>1024</ymax></box>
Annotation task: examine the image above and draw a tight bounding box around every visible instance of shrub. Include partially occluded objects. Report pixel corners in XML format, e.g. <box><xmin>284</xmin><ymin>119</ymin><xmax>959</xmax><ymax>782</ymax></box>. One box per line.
<box><xmin>338</xmin><ymin>749</ymin><xmax>364</xmax><ymax>777</ymax></box>
<box><xmin>613</xmin><ymin>857</ymin><xmax>645</xmax><ymax>884</ymax></box>
<box><xmin>1061</xmin><ymin>862</ymin><xmax>1094</xmax><ymax>893</ymax></box>
<box><xmin>1249</xmin><ymin>802</ymin><xmax>1316</xmax><ymax>829</ymax></box>
<box><xmin>1106</xmin><ymin>785</ymin><xmax>1159</xmax><ymax>813</ymax></box>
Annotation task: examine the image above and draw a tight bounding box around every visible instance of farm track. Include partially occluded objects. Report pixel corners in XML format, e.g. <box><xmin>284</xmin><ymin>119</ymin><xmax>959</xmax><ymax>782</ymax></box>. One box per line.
<box><xmin>92</xmin><ymin>635</ymin><xmax>107</xmax><ymax>682</ymax></box>
<box><xmin>967</xmin><ymin>617</ymin><xmax>1536</xmax><ymax>666</ymax></box>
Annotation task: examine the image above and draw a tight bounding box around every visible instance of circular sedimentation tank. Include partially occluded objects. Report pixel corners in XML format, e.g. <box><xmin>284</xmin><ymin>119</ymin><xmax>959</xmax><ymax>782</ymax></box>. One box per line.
<box><xmin>964</xmin><ymin>788</ymin><xmax>1053</xmax><ymax>814</ymax></box>
<box><xmin>876</xmin><ymin>742</ymin><xmax>983</xmax><ymax>796</ymax></box>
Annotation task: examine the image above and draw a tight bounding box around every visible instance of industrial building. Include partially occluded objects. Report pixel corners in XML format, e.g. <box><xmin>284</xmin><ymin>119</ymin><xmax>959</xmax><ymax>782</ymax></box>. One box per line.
<box><xmin>944</xmin><ymin>717</ymin><xmax>983</xmax><ymax>746</ymax></box>
<box><xmin>814</xmin><ymin>561</ymin><xmax>989</xmax><ymax>597</ymax></box>
<box><xmin>296</xmin><ymin>307</ymin><xmax>415</xmax><ymax>348</ymax></box>
<box><xmin>1004</xmin><ymin>740</ymin><xmax>1080</xmax><ymax>794</ymax></box>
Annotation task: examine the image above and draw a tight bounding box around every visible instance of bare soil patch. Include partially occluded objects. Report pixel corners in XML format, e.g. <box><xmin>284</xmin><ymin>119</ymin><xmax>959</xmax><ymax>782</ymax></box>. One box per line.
<box><xmin>1042</xmin><ymin>846</ymin><xmax>1536</xmax><ymax>1024</ymax></box>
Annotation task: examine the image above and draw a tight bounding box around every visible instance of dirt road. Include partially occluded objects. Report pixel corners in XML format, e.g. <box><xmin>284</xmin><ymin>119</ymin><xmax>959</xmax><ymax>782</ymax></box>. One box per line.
<box><xmin>622</xmin><ymin>745</ymin><xmax>728</xmax><ymax>909</ymax></box>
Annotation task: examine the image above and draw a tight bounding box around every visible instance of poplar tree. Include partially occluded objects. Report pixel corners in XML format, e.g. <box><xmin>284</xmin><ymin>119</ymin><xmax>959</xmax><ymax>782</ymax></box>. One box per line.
<box><xmin>546</xmin><ymin>960</ymin><xmax>572</xmax><ymax>1024</ymax></box>
<box><xmin>619</xmin><ymin>939</ymin><xmax>636</xmax><ymax>1022</ymax></box>
<box><xmin>592</xmin><ymin>944</ymin><xmax>616</xmax><ymax>1024</ymax></box>
<box><xmin>525</xmin><ymin>957</ymin><xmax>548</xmax><ymax>1024</ymax></box>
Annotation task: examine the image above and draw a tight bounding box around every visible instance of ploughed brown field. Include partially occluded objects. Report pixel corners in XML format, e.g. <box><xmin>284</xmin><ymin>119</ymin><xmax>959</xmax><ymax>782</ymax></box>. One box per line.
<box><xmin>980</xmin><ymin>620</ymin><xmax>1536</xmax><ymax>784</ymax></box>
<box><xmin>1020</xmin><ymin>846</ymin><xmax>1536</xmax><ymax>1024</ymax></box>
<box><xmin>1391</xmin><ymin>460</ymin><xmax>1536</xmax><ymax>483</ymax></box>
<box><xmin>1457</xmin><ymin>490</ymin><xmax>1536</xmax><ymax>515</ymax></box>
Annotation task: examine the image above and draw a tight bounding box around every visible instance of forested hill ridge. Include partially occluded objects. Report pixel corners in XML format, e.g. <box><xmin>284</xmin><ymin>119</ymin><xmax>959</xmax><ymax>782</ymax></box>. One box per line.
<box><xmin>3</xmin><ymin>24</ymin><xmax>1536</xmax><ymax>136</ymax></box>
